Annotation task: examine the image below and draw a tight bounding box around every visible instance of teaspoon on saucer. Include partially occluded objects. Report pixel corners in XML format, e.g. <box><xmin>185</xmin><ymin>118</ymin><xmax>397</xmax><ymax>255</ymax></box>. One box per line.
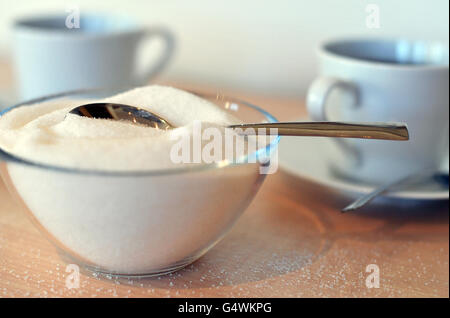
<box><xmin>68</xmin><ymin>103</ymin><xmax>409</xmax><ymax>140</ymax></box>
<box><xmin>342</xmin><ymin>168</ymin><xmax>449</xmax><ymax>212</ymax></box>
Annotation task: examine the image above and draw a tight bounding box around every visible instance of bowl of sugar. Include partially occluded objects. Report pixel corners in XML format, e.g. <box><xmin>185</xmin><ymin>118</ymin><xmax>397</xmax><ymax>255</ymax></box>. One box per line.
<box><xmin>0</xmin><ymin>86</ymin><xmax>279</xmax><ymax>276</ymax></box>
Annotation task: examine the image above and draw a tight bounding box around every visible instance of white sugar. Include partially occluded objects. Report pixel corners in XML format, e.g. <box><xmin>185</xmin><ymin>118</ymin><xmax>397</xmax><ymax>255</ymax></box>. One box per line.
<box><xmin>0</xmin><ymin>85</ymin><xmax>240</xmax><ymax>171</ymax></box>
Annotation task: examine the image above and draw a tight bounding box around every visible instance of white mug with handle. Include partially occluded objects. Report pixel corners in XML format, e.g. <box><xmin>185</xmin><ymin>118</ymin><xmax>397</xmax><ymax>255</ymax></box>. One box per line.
<box><xmin>12</xmin><ymin>14</ymin><xmax>175</xmax><ymax>100</ymax></box>
<box><xmin>307</xmin><ymin>39</ymin><xmax>449</xmax><ymax>185</ymax></box>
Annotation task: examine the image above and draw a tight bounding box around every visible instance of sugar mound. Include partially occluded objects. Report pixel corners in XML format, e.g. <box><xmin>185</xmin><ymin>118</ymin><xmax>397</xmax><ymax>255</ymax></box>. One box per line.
<box><xmin>0</xmin><ymin>85</ymin><xmax>242</xmax><ymax>171</ymax></box>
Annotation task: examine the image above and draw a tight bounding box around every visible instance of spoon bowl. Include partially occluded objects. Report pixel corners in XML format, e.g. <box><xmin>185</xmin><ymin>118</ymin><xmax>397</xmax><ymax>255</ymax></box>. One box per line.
<box><xmin>69</xmin><ymin>103</ymin><xmax>173</xmax><ymax>130</ymax></box>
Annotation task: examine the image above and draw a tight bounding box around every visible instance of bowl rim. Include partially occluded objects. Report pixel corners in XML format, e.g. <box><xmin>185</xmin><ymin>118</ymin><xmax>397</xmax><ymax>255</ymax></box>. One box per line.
<box><xmin>0</xmin><ymin>87</ymin><xmax>280</xmax><ymax>177</ymax></box>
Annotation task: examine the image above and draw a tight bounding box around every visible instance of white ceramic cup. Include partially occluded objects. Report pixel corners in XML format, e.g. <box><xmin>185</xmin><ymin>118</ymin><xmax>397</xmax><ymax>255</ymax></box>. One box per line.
<box><xmin>12</xmin><ymin>14</ymin><xmax>175</xmax><ymax>100</ymax></box>
<box><xmin>307</xmin><ymin>38</ymin><xmax>449</xmax><ymax>184</ymax></box>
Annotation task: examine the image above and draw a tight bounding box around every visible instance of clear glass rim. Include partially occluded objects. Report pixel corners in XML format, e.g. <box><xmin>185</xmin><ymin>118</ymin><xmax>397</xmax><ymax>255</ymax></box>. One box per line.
<box><xmin>0</xmin><ymin>88</ymin><xmax>280</xmax><ymax>177</ymax></box>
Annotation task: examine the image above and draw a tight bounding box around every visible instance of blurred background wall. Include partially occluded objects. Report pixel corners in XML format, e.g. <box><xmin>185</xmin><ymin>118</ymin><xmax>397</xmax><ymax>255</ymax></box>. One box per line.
<box><xmin>0</xmin><ymin>0</ymin><xmax>448</xmax><ymax>97</ymax></box>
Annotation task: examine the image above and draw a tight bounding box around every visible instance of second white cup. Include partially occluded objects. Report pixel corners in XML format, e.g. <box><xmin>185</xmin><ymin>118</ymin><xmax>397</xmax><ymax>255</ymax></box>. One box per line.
<box><xmin>307</xmin><ymin>38</ymin><xmax>449</xmax><ymax>184</ymax></box>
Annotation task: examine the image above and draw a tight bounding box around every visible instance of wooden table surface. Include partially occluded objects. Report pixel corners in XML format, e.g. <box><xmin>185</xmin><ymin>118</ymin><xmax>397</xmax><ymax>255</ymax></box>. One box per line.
<box><xmin>0</xmin><ymin>59</ymin><xmax>448</xmax><ymax>298</ymax></box>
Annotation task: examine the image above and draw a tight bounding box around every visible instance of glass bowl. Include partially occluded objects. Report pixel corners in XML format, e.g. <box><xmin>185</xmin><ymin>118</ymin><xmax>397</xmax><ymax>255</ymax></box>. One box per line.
<box><xmin>0</xmin><ymin>88</ymin><xmax>279</xmax><ymax>277</ymax></box>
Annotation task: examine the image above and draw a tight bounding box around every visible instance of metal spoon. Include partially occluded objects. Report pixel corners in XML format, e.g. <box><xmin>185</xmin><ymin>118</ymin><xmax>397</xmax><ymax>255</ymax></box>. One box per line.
<box><xmin>68</xmin><ymin>103</ymin><xmax>409</xmax><ymax>140</ymax></box>
<box><xmin>342</xmin><ymin>169</ymin><xmax>449</xmax><ymax>212</ymax></box>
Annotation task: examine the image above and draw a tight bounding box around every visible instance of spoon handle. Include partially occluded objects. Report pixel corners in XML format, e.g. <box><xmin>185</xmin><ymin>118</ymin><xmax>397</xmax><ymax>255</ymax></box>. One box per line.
<box><xmin>228</xmin><ymin>122</ymin><xmax>409</xmax><ymax>140</ymax></box>
<box><xmin>341</xmin><ymin>170</ymin><xmax>443</xmax><ymax>212</ymax></box>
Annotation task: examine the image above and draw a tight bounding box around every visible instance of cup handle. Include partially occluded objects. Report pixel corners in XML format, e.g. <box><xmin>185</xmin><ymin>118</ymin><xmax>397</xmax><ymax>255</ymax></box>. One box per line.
<box><xmin>134</xmin><ymin>27</ymin><xmax>176</xmax><ymax>85</ymax></box>
<box><xmin>306</xmin><ymin>76</ymin><xmax>362</xmax><ymax>165</ymax></box>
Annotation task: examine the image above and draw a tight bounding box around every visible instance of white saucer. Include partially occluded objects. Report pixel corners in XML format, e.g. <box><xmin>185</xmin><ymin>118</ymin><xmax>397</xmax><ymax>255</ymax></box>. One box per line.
<box><xmin>278</xmin><ymin>126</ymin><xmax>449</xmax><ymax>201</ymax></box>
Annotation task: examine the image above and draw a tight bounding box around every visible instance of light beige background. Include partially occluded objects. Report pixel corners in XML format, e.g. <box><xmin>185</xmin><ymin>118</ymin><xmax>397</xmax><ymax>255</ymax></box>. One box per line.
<box><xmin>0</xmin><ymin>0</ymin><xmax>448</xmax><ymax>97</ymax></box>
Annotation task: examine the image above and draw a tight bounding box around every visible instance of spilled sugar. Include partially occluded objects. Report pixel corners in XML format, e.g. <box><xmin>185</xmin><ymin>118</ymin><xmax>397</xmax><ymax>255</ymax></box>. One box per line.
<box><xmin>1</xmin><ymin>234</ymin><xmax>448</xmax><ymax>297</ymax></box>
